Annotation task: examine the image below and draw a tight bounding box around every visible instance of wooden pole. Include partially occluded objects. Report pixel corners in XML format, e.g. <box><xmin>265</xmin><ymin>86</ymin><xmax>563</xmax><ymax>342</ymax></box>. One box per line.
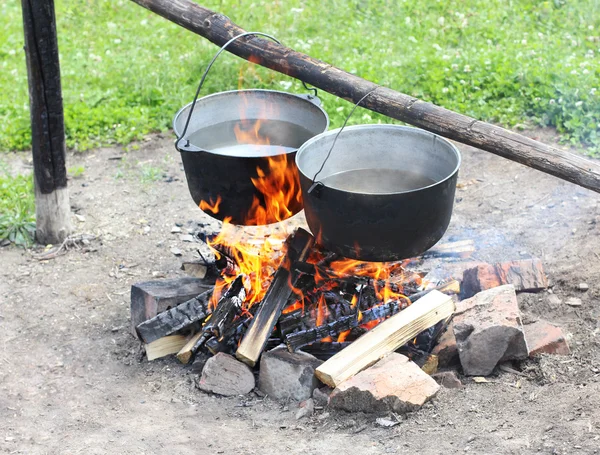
<box><xmin>22</xmin><ymin>0</ymin><xmax>71</xmax><ymax>244</ymax></box>
<box><xmin>130</xmin><ymin>0</ymin><xmax>600</xmax><ymax>194</ymax></box>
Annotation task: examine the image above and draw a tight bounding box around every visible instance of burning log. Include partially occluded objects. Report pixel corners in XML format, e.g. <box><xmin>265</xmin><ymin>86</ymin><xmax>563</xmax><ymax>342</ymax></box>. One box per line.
<box><xmin>236</xmin><ymin>228</ymin><xmax>315</xmax><ymax>367</ymax></box>
<box><xmin>202</xmin><ymin>275</ymin><xmax>246</xmax><ymax>338</ymax></box>
<box><xmin>177</xmin><ymin>275</ymin><xmax>247</xmax><ymax>362</ymax></box>
<box><xmin>135</xmin><ymin>289</ymin><xmax>213</xmax><ymax>344</ymax></box>
<box><xmin>315</xmin><ymin>290</ymin><xmax>455</xmax><ymax>387</ymax></box>
<box><xmin>301</xmin><ymin>342</ymin><xmax>352</xmax><ymax>360</ymax></box>
<box><xmin>129</xmin><ymin>0</ymin><xmax>600</xmax><ymax>193</ymax></box>
<box><xmin>284</xmin><ymin>299</ymin><xmax>409</xmax><ymax>352</ymax></box>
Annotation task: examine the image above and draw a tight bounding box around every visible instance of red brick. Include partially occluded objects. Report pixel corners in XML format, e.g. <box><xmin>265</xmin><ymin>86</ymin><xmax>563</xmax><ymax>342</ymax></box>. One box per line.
<box><xmin>431</xmin><ymin>323</ymin><xmax>459</xmax><ymax>367</ymax></box>
<box><xmin>524</xmin><ymin>320</ymin><xmax>571</xmax><ymax>357</ymax></box>
<box><xmin>329</xmin><ymin>353</ymin><xmax>439</xmax><ymax>413</ymax></box>
<box><xmin>461</xmin><ymin>259</ymin><xmax>548</xmax><ymax>299</ymax></box>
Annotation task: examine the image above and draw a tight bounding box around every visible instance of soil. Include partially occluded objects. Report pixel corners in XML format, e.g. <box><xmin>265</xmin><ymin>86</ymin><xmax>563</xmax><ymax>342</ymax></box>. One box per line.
<box><xmin>1</xmin><ymin>130</ymin><xmax>599</xmax><ymax>455</ymax></box>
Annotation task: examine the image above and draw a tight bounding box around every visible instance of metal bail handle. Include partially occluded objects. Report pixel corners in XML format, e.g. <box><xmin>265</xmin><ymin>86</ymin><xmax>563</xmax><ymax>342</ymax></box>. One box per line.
<box><xmin>308</xmin><ymin>87</ymin><xmax>380</xmax><ymax>195</ymax></box>
<box><xmin>176</xmin><ymin>31</ymin><xmax>321</xmax><ymax>150</ymax></box>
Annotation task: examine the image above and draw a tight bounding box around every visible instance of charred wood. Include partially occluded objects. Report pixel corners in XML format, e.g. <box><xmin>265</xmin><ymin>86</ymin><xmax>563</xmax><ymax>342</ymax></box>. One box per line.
<box><xmin>236</xmin><ymin>228</ymin><xmax>315</xmax><ymax>367</ymax></box>
<box><xmin>136</xmin><ymin>289</ymin><xmax>213</xmax><ymax>344</ymax></box>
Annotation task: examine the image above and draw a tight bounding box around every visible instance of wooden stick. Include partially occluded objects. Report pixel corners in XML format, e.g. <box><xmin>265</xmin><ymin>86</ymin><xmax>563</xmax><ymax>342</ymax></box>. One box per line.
<box><xmin>22</xmin><ymin>0</ymin><xmax>72</xmax><ymax>243</ymax></box>
<box><xmin>136</xmin><ymin>289</ymin><xmax>213</xmax><ymax>344</ymax></box>
<box><xmin>236</xmin><ymin>228</ymin><xmax>314</xmax><ymax>366</ymax></box>
<box><xmin>315</xmin><ymin>290</ymin><xmax>454</xmax><ymax>387</ymax></box>
<box><xmin>145</xmin><ymin>335</ymin><xmax>188</xmax><ymax>361</ymax></box>
<box><xmin>129</xmin><ymin>0</ymin><xmax>600</xmax><ymax>194</ymax></box>
<box><xmin>176</xmin><ymin>332</ymin><xmax>204</xmax><ymax>364</ymax></box>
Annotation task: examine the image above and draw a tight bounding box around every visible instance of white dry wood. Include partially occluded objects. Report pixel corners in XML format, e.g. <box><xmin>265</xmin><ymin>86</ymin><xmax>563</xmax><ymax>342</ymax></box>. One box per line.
<box><xmin>176</xmin><ymin>332</ymin><xmax>204</xmax><ymax>364</ymax></box>
<box><xmin>315</xmin><ymin>290</ymin><xmax>455</xmax><ymax>388</ymax></box>
<box><xmin>35</xmin><ymin>186</ymin><xmax>71</xmax><ymax>245</ymax></box>
<box><xmin>145</xmin><ymin>334</ymin><xmax>187</xmax><ymax>361</ymax></box>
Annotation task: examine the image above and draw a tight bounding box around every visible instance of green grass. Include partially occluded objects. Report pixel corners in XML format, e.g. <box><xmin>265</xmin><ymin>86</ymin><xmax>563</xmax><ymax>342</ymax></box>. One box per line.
<box><xmin>0</xmin><ymin>0</ymin><xmax>599</xmax><ymax>154</ymax></box>
<box><xmin>0</xmin><ymin>171</ymin><xmax>35</xmax><ymax>247</ymax></box>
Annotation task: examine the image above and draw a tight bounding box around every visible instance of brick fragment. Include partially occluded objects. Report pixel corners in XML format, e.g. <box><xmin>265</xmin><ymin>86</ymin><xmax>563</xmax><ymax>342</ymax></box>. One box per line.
<box><xmin>524</xmin><ymin>320</ymin><xmax>571</xmax><ymax>356</ymax></box>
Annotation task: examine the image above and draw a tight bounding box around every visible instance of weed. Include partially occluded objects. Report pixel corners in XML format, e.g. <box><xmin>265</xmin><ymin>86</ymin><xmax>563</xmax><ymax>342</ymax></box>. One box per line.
<box><xmin>0</xmin><ymin>172</ymin><xmax>36</xmax><ymax>247</ymax></box>
<box><xmin>68</xmin><ymin>165</ymin><xmax>85</xmax><ymax>178</ymax></box>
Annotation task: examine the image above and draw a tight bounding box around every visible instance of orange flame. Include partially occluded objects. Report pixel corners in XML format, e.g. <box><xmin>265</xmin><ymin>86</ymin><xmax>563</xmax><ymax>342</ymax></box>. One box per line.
<box><xmin>202</xmin><ymin>94</ymin><xmax>303</xmax><ymax>309</ymax></box>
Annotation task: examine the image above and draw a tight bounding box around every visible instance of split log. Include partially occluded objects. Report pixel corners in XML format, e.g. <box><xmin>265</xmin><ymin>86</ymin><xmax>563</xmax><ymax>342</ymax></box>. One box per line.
<box><xmin>130</xmin><ymin>0</ymin><xmax>600</xmax><ymax>194</ymax></box>
<box><xmin>145</xmin><ymin>334</ymin><xmax>188</xmax><ymax>361</ymax></box>
<box><xmin>177</xmin><ymin>276</ymin><xmax>246</xmax><ymax>362</ymax></box>
<box><xmin>130</xmin><ymin>277</ymin><xmax>213</xmax><ymax>335</ymax></box>
<box><xmin>135</xmin><ymin>288</ymin><xmax>213</xmax><ymax>344</ymax></box>
<box><xmin>202</xmin><ymin>275</ymin><xmax>246</xmax><ymax>338</ymax></box>
<box><xmin>176</xmin><ymin>331</ymin><xmax>206</xmax><ymax>364</ymax></box>
<box><xmin>236</xmin><ymin>228</ymin><xmax>314</xmax><ymax>367</ymax></box>
<box><xmin>315</xmin><ymin>291</ymin><xmax>455</xmax><ymax>387</ymax></box>
<box><xmin>22</xmin><ymin>0</ymin><xmax>71</xmax><ymax>243</ymax></box>
<box><xmin>285</xmin><ymin>299</ymin><xmax>410</xmax><ymax>352</ymax></box>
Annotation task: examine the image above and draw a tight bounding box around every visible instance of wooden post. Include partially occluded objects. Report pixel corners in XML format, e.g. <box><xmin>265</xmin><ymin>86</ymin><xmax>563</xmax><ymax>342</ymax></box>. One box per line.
<box><xmin>22</xmin><ymin>0</ymin><xmax>71</xmax><ymax>244</ymax></box>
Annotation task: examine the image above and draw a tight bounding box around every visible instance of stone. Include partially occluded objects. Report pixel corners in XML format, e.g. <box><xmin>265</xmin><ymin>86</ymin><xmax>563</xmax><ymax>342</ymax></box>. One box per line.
<box><xmin>170</xmin><ymin>226</ymin><xmax>182</xmax><ymax>233</ymax></box>
<box><xmin>329</xmin><ymin>353</ymin><xmax>440</xmax><ymax>414</ymax></box>
<box><xmin>295</xmin><ymin>398</ymin><xmax>314</xmax><ymax>420</ymax></box>
<box><xmin>170</xmin><ymin>247</ymin><xmax>182</xmax><ymax>256</ymax></box>
<box><xmin>432</xmin><ymin>370</ymin><xmax>463</xmax><ymax>389</ymax></box>
<box><xmin>461</xmin><ymin>259</ymin><xmax>548</xmax><ymax>299</ymax></box>
<box><xmin>312</xmin><ymin>387</ymin><xmax>331</xmax><ymax>406</ymax></box>
<box><xmin>130</xmin><ymin>277</ymin><xmax>212</xmax><ymax>335</ymax></box>
<box><xmin>452</xmin><ymin>285</ymin><xmax>529</xmax><ymax>376</ymax></box>
<box><xmin>524</xmin><ymin>321</ymin><xmax>571</xmax><ymax>356</ymax></box>
<box><xmin>431</xmin><ymin>323</ymin><xmax>459</xmax><ymax>367</ymax></box>
<box><xmin>258</xmin><ymin>347</ymin><xmax>323</xmax><ymax>401</ymax></box>
<box><xmin>565</xmin><ymin>297</ymin><xmax>583</xmax><ymax>307</ymax></box>
<box><xmin>578</xmin><ymin>283</ymin><xmax>589</xmax><ymax>292</ymax></box>
<box><xmin>196</xmin><ymin>353</ymin><xmax>255</xmax><ymax>396</ymax></box>
<box><xmin>180</xmin><ymin>234</ymin><xmax>195</xmax><ymax>242</ymax></box>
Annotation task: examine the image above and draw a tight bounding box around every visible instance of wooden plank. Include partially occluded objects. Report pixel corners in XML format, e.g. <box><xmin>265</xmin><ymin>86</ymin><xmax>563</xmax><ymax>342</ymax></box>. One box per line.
<box><xmin>423</xmin><ymin>240</ymin><xmax>476</xmax><ymax>259</ymax></box>
<box><xmin>145</xmin><ymin>335</ymin><xmax>187</xmax><ymax>361</ymax></box>
<box><xmin>315</xmin><ymin>291</ymin><xmax>455</xmax><ymax>388</ymax></box>
<box><xmin>135</xmin><ymin>288</ymin><xmax>213</xmax><ymax>343</ymax></box>
<box><xmin>236</xmin><ymin>228</ymin><xmax>314</xmax><ymax>367</ymax></box>
<box><xmin>129</xmin><ymin>0</ymin><xmax>600</xmax><ymax>194</ymax></box>
<box><xmin>22</xmin><ymin>0</ymin><xmax>71</xmax><ymax>243</ymax></box>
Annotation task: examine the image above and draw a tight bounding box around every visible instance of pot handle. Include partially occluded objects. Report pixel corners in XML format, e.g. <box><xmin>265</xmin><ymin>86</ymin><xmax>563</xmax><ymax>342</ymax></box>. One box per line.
<box><xmin>308</xmin><ymin>87</ymin><xmax>380</xmax><ymax>196</ymax></box>
<box><xmin>176</xmin><ymin>31</ymin><xmax>321</xmax><ymax>151</ymax></box>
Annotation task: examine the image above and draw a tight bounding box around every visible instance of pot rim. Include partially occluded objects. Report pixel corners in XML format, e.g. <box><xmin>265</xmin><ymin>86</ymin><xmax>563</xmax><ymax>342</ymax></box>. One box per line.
<box><xmin>296</xmin><ymin>124</ymin><xmax>462</xmax><ymax>196</ymax></box>
<box><xmin>172</xmin><ymin>89</ymin><xmax>330</xmax><ymax>151</ymax></box>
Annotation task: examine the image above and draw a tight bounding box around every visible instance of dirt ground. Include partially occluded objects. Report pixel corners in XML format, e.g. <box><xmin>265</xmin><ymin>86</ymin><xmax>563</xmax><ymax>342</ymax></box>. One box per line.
<box><xmin>1</xmin><ymin>129</ymin><xmax>599</xmax><ymax>455</ymax></box>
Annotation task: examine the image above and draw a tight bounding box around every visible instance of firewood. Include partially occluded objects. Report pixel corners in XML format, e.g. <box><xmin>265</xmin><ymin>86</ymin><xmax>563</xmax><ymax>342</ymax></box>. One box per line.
<box><xmin>135</xmin><ymin>289</ymin><xmax>213</xmax><ymax>344</ymax></box>
<box><xmin>236</xmin><ymin>228</ymin><xmax>314</xmax><ymax>367</ymax></box>
<box><xmin>130</xmin><ymin>277</ymin><xmax>213</xmax><ymax>336</ymax></box>
<box><xmin>285</xmin><ymin>299</ymin><xmax>409</xmax><ymax>351</ymax></box>
<box><xmin>176</xmin><ymin>332</ymin><xmax>205</xmax><ymax>364</ymax></box>
<box><xmin>202</xmin><ymin>275</ymin><xmax>246</xmax><ymax>338</ymax></box>
<box><xmin>301</xmin><ymin>342</ymin><xmax>351</xmax><ymax>360</ymax></box>
<box><xmin>145</xmin><ymin>335</ymin><xmax>188</xmax><ymax>361</ymax></box>
<box><xmin>315</xmin><ymin>291</ymin><xmax>455</xmax><ymax>387</ymax></box>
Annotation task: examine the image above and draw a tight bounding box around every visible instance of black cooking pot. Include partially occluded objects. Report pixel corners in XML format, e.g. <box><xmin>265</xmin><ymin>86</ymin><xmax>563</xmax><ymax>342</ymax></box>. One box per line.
<box><xmin>296</xmin><ymin>125</ymin><xmax>461</xmax><ymax>262</ymax></box>
<box><xmin>174</xmin><ymin>89</ymin><xmax>329</xmax><ymax>225</ymax></box>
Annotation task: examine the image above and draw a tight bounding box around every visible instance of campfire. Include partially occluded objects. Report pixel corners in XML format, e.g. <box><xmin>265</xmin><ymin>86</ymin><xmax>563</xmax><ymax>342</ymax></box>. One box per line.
<box><xmin>130</xmin><ymin>91</ymin><xmax>568</xmax><ymax>415</ymax></box>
